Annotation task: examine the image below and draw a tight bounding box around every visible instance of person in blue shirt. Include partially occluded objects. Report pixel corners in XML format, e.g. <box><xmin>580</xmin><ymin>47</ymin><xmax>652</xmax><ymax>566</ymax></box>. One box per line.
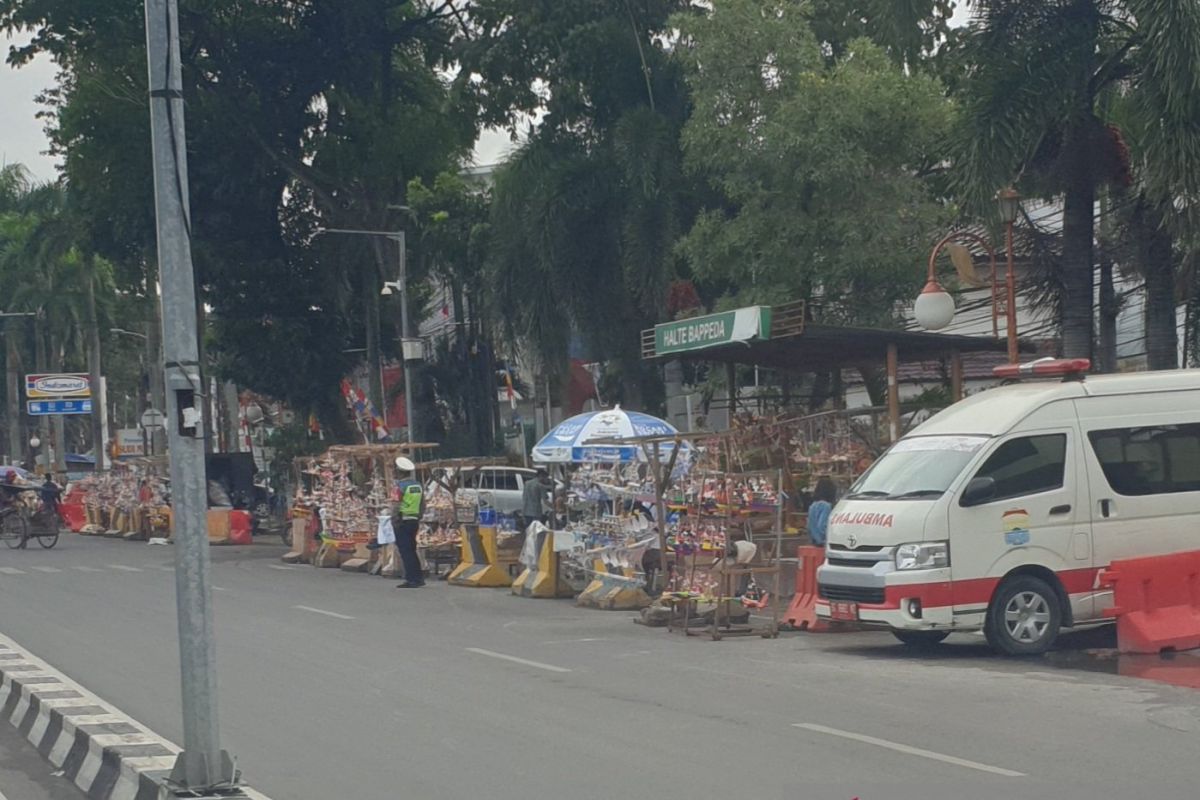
<box><xmin>807</xmin><ymin>476</ymin><xmax>837</xmax><ymax>546</ymax></box>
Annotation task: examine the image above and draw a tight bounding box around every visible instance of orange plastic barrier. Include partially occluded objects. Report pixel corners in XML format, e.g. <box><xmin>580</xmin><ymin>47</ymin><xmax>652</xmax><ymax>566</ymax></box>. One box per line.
<box><xmin>783</xmin><ymin>545</ymin><xmax>832</xmax><ymax>631</ymax></box>
<box><xmin>1102</xmin><ymin>550</ymin><xmax>1200</xmax><ymax>654</ymax></box>
<box><xmin>59</xmin><ymin>502</ymin><xmax>86</xmax><ymax>532</ymax></box>
<box><xmin>229</xmin><ymin>510</ymin><xmax>253</xmax><ymax>545</ymax></box>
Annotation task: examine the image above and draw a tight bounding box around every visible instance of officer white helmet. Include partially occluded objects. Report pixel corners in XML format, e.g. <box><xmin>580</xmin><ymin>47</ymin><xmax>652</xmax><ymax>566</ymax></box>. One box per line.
<box><xmin>394</xmin><ymin>456</ymin><xmax>415</xmax><ymax>473</ymax></box>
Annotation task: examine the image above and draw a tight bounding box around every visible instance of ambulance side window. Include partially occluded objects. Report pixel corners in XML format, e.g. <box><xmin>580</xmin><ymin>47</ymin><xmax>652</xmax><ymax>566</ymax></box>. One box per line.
<box><xmin>1088</xmin><ymin>424</ymin><xmax>1200</xmax><ymax>495</ymax></box>
<box><xmin>970</xmin><ymin>434</ymin><xmax>1067</xmax><ymax>502</ymax></box>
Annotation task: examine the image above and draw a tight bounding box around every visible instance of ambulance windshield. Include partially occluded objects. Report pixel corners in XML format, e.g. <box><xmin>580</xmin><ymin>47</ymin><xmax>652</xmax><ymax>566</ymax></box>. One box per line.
<box><xmin>848</xmin><ymin>435</ymin><xmax>988</xmax><ymax>499</ymax></box>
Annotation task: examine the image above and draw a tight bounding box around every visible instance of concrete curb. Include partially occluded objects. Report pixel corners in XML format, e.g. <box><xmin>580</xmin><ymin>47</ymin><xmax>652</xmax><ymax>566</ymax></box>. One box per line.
<box><xmin>0</xmin><ymin>633</ymin><xmax>269</xmax><ymax>800</ymax></box>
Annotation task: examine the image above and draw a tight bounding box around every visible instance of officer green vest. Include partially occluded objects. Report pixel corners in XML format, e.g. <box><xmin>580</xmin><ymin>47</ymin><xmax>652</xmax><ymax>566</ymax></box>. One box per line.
<box><xmin>398</xmin><ymin>479</ymin><xmax>423</xmax><ymax>519</ymax></box>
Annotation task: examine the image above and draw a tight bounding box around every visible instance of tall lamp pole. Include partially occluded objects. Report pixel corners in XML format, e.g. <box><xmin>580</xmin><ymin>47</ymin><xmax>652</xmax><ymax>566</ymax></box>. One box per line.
<box><xmin>996</xmin><ymin>187</ymin><xmax>1022</xmax><ymax>364</ymax></box>
<box><xmin>317</xmin><ymin>227</ymin><xmax>418</xmax><ymax>444</ymax></box>
<box><xmin>144</xmin><ymin>1</ymin><xmax>240</xmax><ymax>794</ymax></box>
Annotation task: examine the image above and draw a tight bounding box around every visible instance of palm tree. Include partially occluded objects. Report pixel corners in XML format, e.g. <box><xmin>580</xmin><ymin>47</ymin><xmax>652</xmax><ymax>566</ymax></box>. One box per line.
<box><xmin>953</xmin><ymin>0</ymin><xmax>1200</xmax><ymax>362</ymax></box>
<box><xmin>0</xmin><ymin>177</ymin><xmax>114</xmax><ymax>468</ymax></box>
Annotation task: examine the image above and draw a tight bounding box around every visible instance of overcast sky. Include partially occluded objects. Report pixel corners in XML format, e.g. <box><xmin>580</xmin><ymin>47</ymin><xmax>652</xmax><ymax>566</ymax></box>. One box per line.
<box><xmin>1</xmin><ymin>32</ymin><xmax>58</xmax><ymax>182</ymax></box>
<box><xmin>1</xmin><ymin>4</ymin><xmax>971</xmax><ymax>184</ymax></box>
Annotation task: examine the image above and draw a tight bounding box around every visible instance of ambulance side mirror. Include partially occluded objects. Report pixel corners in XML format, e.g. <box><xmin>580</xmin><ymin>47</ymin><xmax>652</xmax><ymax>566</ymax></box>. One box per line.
<box><xmin>961</xmin><ymin>476</ymin><xmax>997</xmax><ymax>507</ymax></box>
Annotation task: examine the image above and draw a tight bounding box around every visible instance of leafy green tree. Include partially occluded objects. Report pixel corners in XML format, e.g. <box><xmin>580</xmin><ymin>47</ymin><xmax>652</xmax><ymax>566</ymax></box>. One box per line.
<box><xmin>463</xmin><ymin>0</ymin><xmax>698</xmax><ymax>410</ymax></box>
<box><xmin>3</xmin><ymin>0</ymin><xmax>479</xmax><ymax>435</ymax></box>
<box><xmin>805</xmin><ymin>0</ymin><xmax>958</xmax><ymax>69</ymax></box>
<box><xmin>406</xmin><ymin>171</ymin><xmax>498</xmax><ymax>452</ymax></box>
<box><xmin>673</xmin><ymin>0</ymin><xmax>954</xmax><ymax>325</ymax></box>
<box><xmin>0</xmin><ymin>170</ymin><xmax>128</xmax><ymax>465</ymax></box>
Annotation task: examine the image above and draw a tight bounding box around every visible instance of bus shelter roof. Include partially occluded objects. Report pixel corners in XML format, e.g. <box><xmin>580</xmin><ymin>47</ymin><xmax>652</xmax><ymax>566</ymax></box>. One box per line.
<box><xmin>641</xmin><ymin>300</ymin><xmax>1029</xmax><ymax>370</ymax></box>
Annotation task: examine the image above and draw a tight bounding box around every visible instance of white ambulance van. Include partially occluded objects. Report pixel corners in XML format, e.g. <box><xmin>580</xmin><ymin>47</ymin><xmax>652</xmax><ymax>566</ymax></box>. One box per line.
<box><xmin>815</xmin><ymin>360</ymin><xmax>1200</xmax><ymax>655</ymax></box>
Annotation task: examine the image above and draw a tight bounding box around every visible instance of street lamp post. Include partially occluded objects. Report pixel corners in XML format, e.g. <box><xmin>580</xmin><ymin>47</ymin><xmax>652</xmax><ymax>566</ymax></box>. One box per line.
<box><xmin>916</xmin><ymin>215</ymin><xmax>1021</xmax><ymax>363</ymax></box>
<box><xmin>317</xmin><ymin>227</ymin><xmax>418</xmax><ymax>444</ymax></box>
<box><xmin>916</xmin><ymin>231</ymin><xmax>999</xmax><ymax>331</ymax></box>
<box><xmin>996</xmin><ymin>187</ymin><xmax>1022</xmax><ymax>364</ymax></box>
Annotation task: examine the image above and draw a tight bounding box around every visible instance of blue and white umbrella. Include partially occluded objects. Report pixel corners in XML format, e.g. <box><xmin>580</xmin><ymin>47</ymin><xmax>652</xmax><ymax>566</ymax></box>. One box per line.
<box><xmin>531</xmin><ymin>406</ymin><xmax>686</xmax><ymax>464</ymax></box>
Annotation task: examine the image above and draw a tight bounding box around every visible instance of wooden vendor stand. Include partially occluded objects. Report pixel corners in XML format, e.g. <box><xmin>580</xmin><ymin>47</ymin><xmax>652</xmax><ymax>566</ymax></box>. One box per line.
<box><xmin>418</xmin><ymin>457</ymin><xmax>507</xmax><ymax>579</ymax></box>
<box><xmin>584</xmin><ymin>433</ymin><xmax>694</xmax><ymax>595</ymax></box>
<box><xmin>288</xmin><ymin>442</ymin><xmax>439</xmax><ymax>570</ymax></box>
<box><xmin>667</xmin><ymin>469</ymin><xmax>784</xmax><ymax>640</ymax></box>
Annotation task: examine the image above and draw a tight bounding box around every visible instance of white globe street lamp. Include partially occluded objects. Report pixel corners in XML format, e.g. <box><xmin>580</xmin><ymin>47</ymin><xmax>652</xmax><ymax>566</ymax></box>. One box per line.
<box><xmin>914</xmin><ymin>280</ymin><xmax>956</xmax><ymax>330</ymax></box>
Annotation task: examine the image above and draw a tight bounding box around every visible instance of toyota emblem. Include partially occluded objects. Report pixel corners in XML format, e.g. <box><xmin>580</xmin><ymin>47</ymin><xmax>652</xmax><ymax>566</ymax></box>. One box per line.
<box><xmin>846</xmin><ymin>533</ymin><xmax>858</xmax><ymax>549</ymax></box>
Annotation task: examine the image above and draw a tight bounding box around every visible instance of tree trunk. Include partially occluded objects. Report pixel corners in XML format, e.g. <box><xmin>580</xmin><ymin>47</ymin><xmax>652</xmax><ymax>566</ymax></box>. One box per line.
<box><xmin>33</xmin><ymin>316</ymin><xmax>51</xmax><ymax>472</ymax></box>
<box><xmin>808</xmin><ymin>371</ymin><xmax>831</xmax><ymax>413</ymax></box>
<box><xmin>1097</xmin><ymin>253</ymin><xmax>1118</xmax><ymax>373</ymax></box>
<box><xmin>1137</xmin><ymin>202</ymin><xmax>1178</xmax><ymax>370</ymax></box>
<box><xmin>857</xmin><ymin>365</ymin><xmax>885</xmax><ymax>407</ymax></box>
<box><xmin>1058</xmin><ymin>4</ymin><xmax>1099</xmax><ymax>361</ymax></box>
<box><xmin>364</xmin><ymin>265</ymin><xmax>384</xmax><ymax>425</ymax></box>
<box><xmin>147</xmin><ymin>292</ymin><xmax>166</xmax><ymax>455</ymax></box>
<box><xmin>1060</xmin><ymin>119</ymin><xmax>1096</xmax><ymax>361</ymax></box>
<box><xmin>4</xmin><ymin>317</ymin><xmax>23</xmax><ymax>464</ymax></box>
<box><xmin>85</xmin><ymin>275</ymin><xmax>105</xmax><ymax>469</ymax></box>
<box><xmin>196</xmin><ymin>301</ymin><xmax>214</xmax><ymax>453</ymax></box>
<box><xmin>222</xmin><ymin>381</ymin><xmax>241</xmax><ymax>452</ymax></box>
<box><xmin>49</xmin><ymin>330</ymin><xmax>67</xmax><ymax>474</ymax></box>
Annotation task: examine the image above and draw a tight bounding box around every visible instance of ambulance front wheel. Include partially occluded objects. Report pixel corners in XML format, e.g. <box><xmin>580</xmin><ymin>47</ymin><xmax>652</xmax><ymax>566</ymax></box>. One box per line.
<box><xmin>985</xmin><ymin>575</ymin><xmax>1062</xmax><ymax>656</ymax></box>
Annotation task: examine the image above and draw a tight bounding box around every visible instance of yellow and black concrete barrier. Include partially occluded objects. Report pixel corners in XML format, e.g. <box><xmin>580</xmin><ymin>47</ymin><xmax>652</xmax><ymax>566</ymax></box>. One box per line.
<box><xmin>448</xmin><ymin>525</ymin><xmax>512</xmax><ymax>587</ymax></box>
<box><xmin>512</xmin><ymin>527</ymin><xmax>573</xmax><ymax>598</ymax></box>
<box><xmin>577</xmin><ymin>557</ymin><xmax>651</xmax><ymax>610</ymax></box>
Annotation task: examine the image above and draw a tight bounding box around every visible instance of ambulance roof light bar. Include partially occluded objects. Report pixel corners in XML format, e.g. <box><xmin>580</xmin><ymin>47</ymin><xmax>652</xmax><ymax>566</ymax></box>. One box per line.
<box><xmin>993</xmin><ymin>357</ymin><xmax>1091</xmax><ymax>381</ymax></box>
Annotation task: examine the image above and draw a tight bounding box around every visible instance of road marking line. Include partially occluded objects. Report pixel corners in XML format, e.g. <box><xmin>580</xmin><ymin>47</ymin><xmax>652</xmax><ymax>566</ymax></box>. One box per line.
<box><xmin>464</xmin><ymin>647</ymin><xmax>571</xmax><ymax>673</ymax></box>
<box><xmin>267</xmin><ymin>565</ymin><xmax>296</xmax><ymax>571</ymax></box>
<box><xmin>157</xmin><ymin>566</ymin><xmax>175</xmax><ymax>572</ymax></box>
<box><xmin>31</xmin><ymin>566</ymin><xmax>62</xmax><ymax>573</ymax></box>
<box><xmin>0</xmin><ymin>567</ymin><xmax>24</xmax><ymax>575</ymax></box>
<box><xmin>293</xmin><ymin>605</ymin><xmax>354</xmax><ymax>620</ymax></box>
<box><xmin>541</xmin><ymin>637</ymin><xmax>607</xmax><ymax>645</ymax></box>
<box><xmin>73</xmin><ymin>566</ymin><xmax>103</xmax><ymax>572</ymax></box>
<box><xmin>107</xmin><ymin>565</ymin><xmax>143</xmax><ymax>572</ymax></box>
<box><xmin>792</xmin><ymin>724</ymin><xmax>1025</xmax><ymax>777</ymax></box>
<box><xmin>213</xmin><ymin>586</ymin><xmax>229</xmax><ymax>592</ymax></box>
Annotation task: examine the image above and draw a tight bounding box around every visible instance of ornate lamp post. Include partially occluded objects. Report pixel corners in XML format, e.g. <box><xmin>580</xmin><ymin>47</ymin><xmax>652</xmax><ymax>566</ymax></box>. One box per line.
<box><xmin>996</xmin><ymin>187</ymin><xmax>1022</xmax><ymax>364</ymax></box>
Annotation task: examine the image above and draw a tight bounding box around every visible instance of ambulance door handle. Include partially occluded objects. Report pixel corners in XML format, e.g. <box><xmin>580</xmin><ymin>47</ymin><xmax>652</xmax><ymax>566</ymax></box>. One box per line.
<box><xmin>1100</xmin><ymin>499</ymin><xmax>1112</xmax><ymax>518</ymax></box>
<box><xmin>1049</xmin><ymin>504</ymin><xmax>1071</xmax><ymax>516</ymax></box>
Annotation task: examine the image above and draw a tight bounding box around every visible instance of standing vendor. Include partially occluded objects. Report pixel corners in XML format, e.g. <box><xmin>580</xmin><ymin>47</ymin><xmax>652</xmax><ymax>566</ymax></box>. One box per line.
<box><xmin>393</xmin><ymin>457</ymin><xmax>426</xmax><ymax>589</ymax></box>
<box><xmin>521</xmin><ymin>468</ymin><xmax>552</xmax><ymax>529</ymax></box>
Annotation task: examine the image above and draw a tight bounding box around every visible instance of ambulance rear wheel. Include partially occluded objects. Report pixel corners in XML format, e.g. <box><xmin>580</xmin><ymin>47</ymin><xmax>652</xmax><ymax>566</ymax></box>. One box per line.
<box><xmin>891</xmin><ymin>629</ymin><xmax>950</xmax><ymax>648</ymax></box>
<box><xmin>985</xmin><ymin>575</ymin><xmax>1062</xmax><ymax>656</ymax></box>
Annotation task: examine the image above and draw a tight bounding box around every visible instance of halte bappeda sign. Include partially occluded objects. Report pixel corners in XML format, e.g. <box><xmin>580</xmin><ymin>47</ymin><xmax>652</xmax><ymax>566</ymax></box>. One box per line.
<box><xmin>654</xmin><ymin>306</ymin><xmax>772</xmax><ymax>356</ymax></box>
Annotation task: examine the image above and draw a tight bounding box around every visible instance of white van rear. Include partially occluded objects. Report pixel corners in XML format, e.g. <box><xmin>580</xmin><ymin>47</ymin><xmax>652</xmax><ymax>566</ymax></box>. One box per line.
<box><xmin>815</xmin><ymin>365</ymin><xmax>1200</xmax><ymax>654</ymax></box>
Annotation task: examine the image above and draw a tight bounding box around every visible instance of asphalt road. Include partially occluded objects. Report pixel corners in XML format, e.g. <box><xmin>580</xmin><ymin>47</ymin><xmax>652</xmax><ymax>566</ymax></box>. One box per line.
<box><xmin>2</xmin><ymin>534</ymin><xmax>1199</xmax><ymax>800</ymax></box>
<box><xmin>0</xmin><ymin>715</ymin><xmax>84</xmax><ymax>800</ymax></box>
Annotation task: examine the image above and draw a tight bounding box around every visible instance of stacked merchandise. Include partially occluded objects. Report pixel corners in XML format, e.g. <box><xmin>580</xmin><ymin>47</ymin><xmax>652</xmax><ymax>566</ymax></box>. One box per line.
<box><xmin>418</xmin><ymin>478</ymin><xmax>467</xmax><ymax>551</ymax></box>
<box><xmin>665</xmin><ymin>471</ymin><xmax>780</xmax><ymax>600</ymax></box>
<box><xmin>296</xmin><ymin>455</ymin><xmax>389</xmax><ymax>551</ymax></box>
<box><xmin>78</xmin><ymin>467</ymin><xmax>168</xmax><ymax>536</ymax></box>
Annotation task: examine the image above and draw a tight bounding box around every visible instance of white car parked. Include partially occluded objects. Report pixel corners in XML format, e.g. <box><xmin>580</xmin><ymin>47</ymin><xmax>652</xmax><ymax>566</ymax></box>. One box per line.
<box><xmin>462</xmin><ymin>466</ymin><xmax>539</xmax><ymax>515</ymax></box>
